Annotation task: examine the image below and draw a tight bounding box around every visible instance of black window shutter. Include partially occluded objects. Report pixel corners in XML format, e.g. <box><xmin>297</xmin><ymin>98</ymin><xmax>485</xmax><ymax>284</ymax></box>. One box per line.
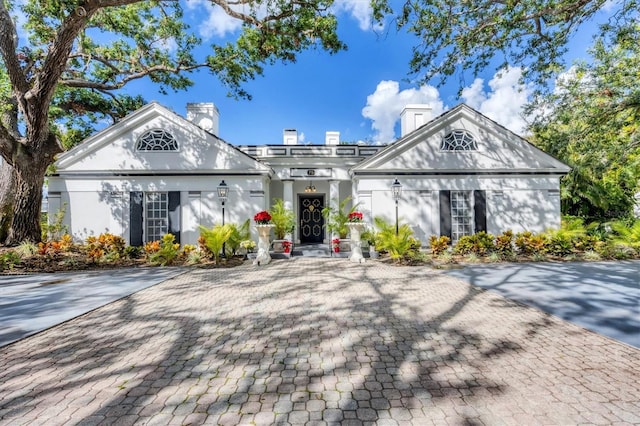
<box><xmin>474</xmin><ymin>190</ymin><xmax>487</xmax><ymax>233</ymax></box>
<box><xmin>168</xmin><ymin>191</ymin><xmax>181</xmax><ymax>244</ymax></box>
<box><xmin>129</xmin><ymin>191</ymin><xmax>144</xmax><ymax>246</ymax></box>
<box><xmin>439</xmin><ymin>190</ymin><xmax>452</xmax><ymax>238</ymax></box>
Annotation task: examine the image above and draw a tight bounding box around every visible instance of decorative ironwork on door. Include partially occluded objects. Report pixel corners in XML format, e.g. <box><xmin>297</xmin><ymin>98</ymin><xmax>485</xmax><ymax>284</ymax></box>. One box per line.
<box><xmin>299</xmin><ymin>196</ymin><xmax>324</xmax><ymax>243</ymax></box>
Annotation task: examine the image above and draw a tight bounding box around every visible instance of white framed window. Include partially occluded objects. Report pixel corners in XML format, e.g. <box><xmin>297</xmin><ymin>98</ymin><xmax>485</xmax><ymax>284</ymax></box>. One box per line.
<box><xmin>451</xmin><ymin>191</ymin><xmax>473</xmax><ymax>243</ymax></box>
<box><xmin>145</xmin><ymin>192</ymin><xmax>168</xmax><ymax>242</ymax></box>
<box><xmin>441</xmin><ymin>130</ymin><xmax>478</xmax><ymax>151</ymax></box>
<box><xmin>136</xmin><ymin>129</ymin><xmax>178</xmax><ymax>151</ymax></box>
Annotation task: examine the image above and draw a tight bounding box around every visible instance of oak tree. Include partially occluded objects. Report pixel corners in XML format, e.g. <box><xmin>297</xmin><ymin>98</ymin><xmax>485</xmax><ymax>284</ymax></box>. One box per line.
<box><xmin>0</xmin><ymin>0</ymin><xmax>345</xmax><ymax>244</ymax></box>
<box><xmin>375</xmin><ymin>0</ymin><xmax>639</xmax><ymax>89</ymax></box>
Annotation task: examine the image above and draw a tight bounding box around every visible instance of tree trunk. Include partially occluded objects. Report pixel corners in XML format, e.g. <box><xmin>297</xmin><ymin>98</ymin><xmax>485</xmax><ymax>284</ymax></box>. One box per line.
<box><xmin>0</xmin><ymin>160</ymin><xmax>17</xmax><ymax>243</ymax></box>
<box><xmin>4</xmin><ymin>156</ymin><xmax>49</xmax><ymax>246</ymax></box>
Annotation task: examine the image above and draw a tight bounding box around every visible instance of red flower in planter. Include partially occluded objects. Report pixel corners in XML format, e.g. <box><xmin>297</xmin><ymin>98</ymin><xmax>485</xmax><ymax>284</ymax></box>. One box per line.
<box><xmin>282</xmin><ymin>240</ymin><xmax>291</xmax><ymax>253</ymax></box>
<box><xmin>348</xmin><ymin>211</ymin><xmax>363</xmax><ymax>222</ymax></box>
<box><xmin>332</xmin><ymin>238</ymin><xmax>341</xmax><ymax>253</ymax></box>
<box><xmin>254</xmin><ymin>211</ymin><xmax>272</xmax><ymax>224</ymax></box>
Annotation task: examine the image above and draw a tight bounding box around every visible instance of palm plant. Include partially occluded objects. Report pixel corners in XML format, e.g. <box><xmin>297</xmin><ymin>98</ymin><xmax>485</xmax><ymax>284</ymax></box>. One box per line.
<box><xmin>269</xmin><ymin>198</ymin><xmax>296</xmax><ymax>240</ymax></box>
<box><xmin>610</xmin><ymin>219</ymin><xmax>640</xmax><ymax>252</ymax></box>
<box><xmin>373</xmin><ymin>216</ymin><xmax>417</xmax><ymax>261</ymax></box>
<box><xmin>199</xmin><ymin>224</ymin><xmax>233</xmax><ymax>264</ymax></box>
<box><xmin>322</xmin><ymin>196</ymin><xmax>359</xmax><ymax>239</ymax></box>
<box><xmin>225</xmin><ymin>219</ymin><xmax>250</xmax><ymax>256</ymax></box>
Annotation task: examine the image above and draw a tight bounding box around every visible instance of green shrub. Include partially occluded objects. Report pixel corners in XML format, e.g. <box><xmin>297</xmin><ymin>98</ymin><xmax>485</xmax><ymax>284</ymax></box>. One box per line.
<box><xmin>429</xmin><ymin>235</ymin><xmax>450</xmax><ymax>255</ymax></box>
<box><xmin>0</xmin><ymin>251</ymin><xmax>21</xmax><ymax>271</ymax></box>
<box><xmin>454</xmin><ymin>232</ymin><xmax>495</xmax><ymax>256</ymax></box>
<box><xmin>545</xmin><ymin>216</ymin><xmax>592</xmax><ymax>256</ymax></box>
<box><xmin>471</xmin><ymin>231</ymin><xmax>495</xmax><ymax>255</ymax></box>
<box><xmin>610</xmin><ymin>219</ymin><xmax>640</xmax><ymax>253</ymax></box>
<box><xmin>453</xmin><ymin>235</ymin><xmax>474</xmax><ymax>255</ymax></box>
<box><xmin>148</xmin><ymin>234</ymin><xmax>181</xmax><ymax>266</ymax></box>
<box><xmin>123</xmin><ymin>245</ymin><xmax>142</xmax><ymax>259</ymax></box>
<box><xmin>515</xmin><ymin>231</ymin><xmax>548</xmax><ymax>255</ymax></box>
<box><xmin>546</xmin><ymin>233</ymin><xmax>573</xmax><ymax>257</ymax></box>
<box><xmin>86</xmin><ymin>233</ymin><xmax>126</xmax><ymax>262</ymax></box>
<box><xmin>571</xmin><ymin>234</ymin><xmax>600</xmax><ymax>253</ymax></box>
<box><xmin>596</xmin><ymin>241</ymin><xmax>635</xmax><ymax>260</ymax></box>
<box><xmin>495</xmin><ymin>230</ymin><xmax>514</xmax><ymax>256</ymax></box>
<box><xmin>41</xmin><ymin>203</ymin><xmax>68</xmax><ymax>242</ymax></box>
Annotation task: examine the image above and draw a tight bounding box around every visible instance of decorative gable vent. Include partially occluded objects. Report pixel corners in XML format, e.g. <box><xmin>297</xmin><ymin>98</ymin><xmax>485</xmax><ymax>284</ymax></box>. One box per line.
<box><xmin>441</xmin><ymin>130</ymin><xmax>478</xmax><ymax>151</ymax></box>
<box><xmin>136</xmin><ymin>129</ymin><xmax>178</xmax><ymax>151</ymax></box>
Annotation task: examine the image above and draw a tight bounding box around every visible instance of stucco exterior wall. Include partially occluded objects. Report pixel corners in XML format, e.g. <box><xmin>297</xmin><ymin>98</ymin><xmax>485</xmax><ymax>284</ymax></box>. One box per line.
<box><xmin>48</xmin><ymin>175</ymin><xmax>268</xmax><ymax>245</ymax></box>
<box><xmin>356</xmin><ymin>175</ymin><xmax>562</xmax><ymax>242</ymax></box>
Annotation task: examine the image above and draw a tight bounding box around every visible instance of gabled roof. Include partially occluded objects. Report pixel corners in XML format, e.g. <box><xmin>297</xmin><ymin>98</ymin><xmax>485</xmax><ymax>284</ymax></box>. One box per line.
<box><xmin>351</xmin><ymin>104</ymin><xmax>570</xmax><ymax>175</ymax></box>
<box><xmin>55</xmin><ymin>102</ymin><xmax>273</xmax><ymax>175</ymax></box>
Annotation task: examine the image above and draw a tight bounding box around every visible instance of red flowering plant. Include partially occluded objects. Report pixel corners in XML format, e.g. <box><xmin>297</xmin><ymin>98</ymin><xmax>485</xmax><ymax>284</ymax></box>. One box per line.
<box><xmin>332</xmin><ymin>238</ymin><xmax>341</xmax><ymax>253</ymax></box>
<box><xmin>254</xmin><ymin>211</ymin><xmax>272</xmax><ymax>224</ymax></box>
<box><xmin>347</xmin><ymin>211</ymin><xmax>363</xmax><ymax>223</ymax></box>
<box><xmin>282</xmin><ymin>240</ymin><xmax>292</xmax><ymax>253</ymax></box>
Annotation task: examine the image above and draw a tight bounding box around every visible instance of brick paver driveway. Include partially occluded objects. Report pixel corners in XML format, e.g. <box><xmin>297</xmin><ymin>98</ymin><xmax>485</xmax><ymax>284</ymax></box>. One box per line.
<box><xmin>1</xmin><ymin>258</ymin><xmax>639</xmax><ymax>425</ymax></box>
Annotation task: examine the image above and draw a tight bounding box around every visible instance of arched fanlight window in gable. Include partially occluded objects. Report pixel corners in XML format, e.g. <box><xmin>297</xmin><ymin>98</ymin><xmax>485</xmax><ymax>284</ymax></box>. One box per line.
<box><xmin>441</xmin><ymin>130</ymin><xmax>478</xmax><ymax>151</ymax></box>
<box><xmin>136</xmin><ymin>129</ymin><xmax>178</xmax><ymax>151</ymax></box>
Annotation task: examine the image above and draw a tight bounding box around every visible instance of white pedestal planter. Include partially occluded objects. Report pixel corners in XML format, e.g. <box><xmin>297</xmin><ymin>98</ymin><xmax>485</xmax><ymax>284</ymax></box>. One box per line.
<box><xmin>253</xmin><ymin>224</ymin><xmax>274</xmax><ymax>265</ymax></box>
<box><xmin>347</xmin><ymin>222</ymin><xmax>366</xmax><ymax>263</ymax></box>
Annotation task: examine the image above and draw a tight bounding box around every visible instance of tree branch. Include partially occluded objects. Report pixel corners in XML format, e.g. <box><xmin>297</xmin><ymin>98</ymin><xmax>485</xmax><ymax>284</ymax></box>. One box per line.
<box><xmin>0</xmin><ymin>3</ymin><xmax>30</xmax><ymax>103</ymax></box>
<box><xmin>0</xmin><ymin>123</ymin><xmax>19</xmax><ymax>165</ymax></box>
<box><xmin>61</xmin><ymin>63</ymin><xmax>209</xmax><ymax>90</ymax></box>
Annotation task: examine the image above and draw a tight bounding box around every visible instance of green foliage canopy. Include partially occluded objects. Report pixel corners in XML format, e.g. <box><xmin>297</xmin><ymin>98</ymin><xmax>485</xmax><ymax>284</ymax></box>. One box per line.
<box><xmin>373</xmin><ymin>0</ymin><xmax>639</xmax><ymax>90</ymax></box>
<box><xmin>528</xmin><ymin>25</ymin><xmax>640</xmax><ymax>219</ymax></box>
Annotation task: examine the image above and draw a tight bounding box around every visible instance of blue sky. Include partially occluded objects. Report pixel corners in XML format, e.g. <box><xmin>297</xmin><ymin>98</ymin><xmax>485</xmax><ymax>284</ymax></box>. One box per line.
<box><xmin>126</xmin><ymin>0</ymin><xmax>608</xmax><ymax>147</ymax></box>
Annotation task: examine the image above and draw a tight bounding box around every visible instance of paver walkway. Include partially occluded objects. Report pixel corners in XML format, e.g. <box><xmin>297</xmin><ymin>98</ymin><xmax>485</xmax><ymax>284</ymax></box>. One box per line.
<box><xmin>1</xmin><ymin>258</ymin><xmax>639</xmax><ymax>425</ymax></box>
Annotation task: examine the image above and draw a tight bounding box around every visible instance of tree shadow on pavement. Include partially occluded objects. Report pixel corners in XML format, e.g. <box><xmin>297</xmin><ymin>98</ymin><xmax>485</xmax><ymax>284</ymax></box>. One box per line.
<box><xmin>1</xmin><ymin>259</ymin><xmax>637</xmax><ymax>425</ymax></box>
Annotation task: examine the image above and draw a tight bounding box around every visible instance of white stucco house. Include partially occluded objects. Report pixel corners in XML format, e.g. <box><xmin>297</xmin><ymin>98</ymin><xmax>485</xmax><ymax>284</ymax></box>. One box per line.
<box><xmin>47</xmin><ymin>101</ymin><xmax>570</xmax><ymax>247</ymax></box>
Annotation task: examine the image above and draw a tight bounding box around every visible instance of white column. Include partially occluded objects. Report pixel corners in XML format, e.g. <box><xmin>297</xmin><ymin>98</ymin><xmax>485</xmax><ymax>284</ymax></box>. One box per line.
<box><xmin>329</xmin><ymin>180</ymin><xmax>340</xmax><ymax>211</ymax></box>
<box><xmin>329</xmin><ymin>180</ymin><xmax>340</xmax><ymax>241</ymax></box>
<box><xmin>351</xmin><ymin>178</ymin><xmax>358</xmax><ymax>206</ymax></box>
<box><xmin>283</xmin><ymin>180</ymin><xmax>294</xmax><ymax>211</ymax></box>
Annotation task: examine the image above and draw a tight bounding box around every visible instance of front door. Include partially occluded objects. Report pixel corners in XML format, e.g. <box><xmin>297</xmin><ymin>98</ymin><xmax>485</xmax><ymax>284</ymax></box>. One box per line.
<box><xmin>299</xmin><ymin>195</ymin><xmax>324</xmax><ymax>243</ymax></box>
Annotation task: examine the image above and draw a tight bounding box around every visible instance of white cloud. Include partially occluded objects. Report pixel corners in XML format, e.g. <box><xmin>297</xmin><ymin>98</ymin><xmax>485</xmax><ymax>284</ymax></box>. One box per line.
<box><xmin>361</xmin><ymin>81</ymin><xmax>445</xmax><ymax>144</ymax></box>
<box><xmin>461</xmin><ymin>67</ymin><xmax>533</xmax><ymax>135</ymax></box>
<box><xmin>362</xmin><ymin>67</ymin><xmax>533</xmax><ymax>142</ymax></box>
<box><xmin>602</xmin><ymin>0</ymin><xmax>617</xmax><ymax>12</ymax></box>
<box><xmin>333</xmin><ymin>0</ymin><xmax>376</xmax><ymax>31</ymax></box>
<box><xmin>186</xmin><ymin>0</ymin><xmax>244</xmax><ymax>39</ymax></box>
<box><xmin>189</xmin><ymin>0</ymin><xmax>379</xmax><ymax>39</ymax></box>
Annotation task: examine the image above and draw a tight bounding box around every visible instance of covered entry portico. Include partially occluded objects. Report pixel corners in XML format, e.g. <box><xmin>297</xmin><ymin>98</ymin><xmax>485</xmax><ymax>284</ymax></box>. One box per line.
<box><xmin>266</xmin><ymin>175</ymin><xmax>354</xmax><ymax>244</ymax></box>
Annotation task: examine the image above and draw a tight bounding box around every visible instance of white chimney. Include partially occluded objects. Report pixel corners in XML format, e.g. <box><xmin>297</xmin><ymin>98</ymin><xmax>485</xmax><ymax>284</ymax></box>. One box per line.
<box><xmin>325</xmin><ymin>131</ymin><xmax>340</xmax><ymax>145</ymax></box>
<box><xmin>283</xmin><ymin>129</ymin><xmax>298</xmax><ymax>145</ymax></box>
<box><xmin>186</xmin><ymin>103</ymin><xmax>219</xmax><ymax>135</ymax></box>
<box><xmin>400</xmin><ymin>104</ymin><xmax>432</xmax><ymax>137</ymax></box>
